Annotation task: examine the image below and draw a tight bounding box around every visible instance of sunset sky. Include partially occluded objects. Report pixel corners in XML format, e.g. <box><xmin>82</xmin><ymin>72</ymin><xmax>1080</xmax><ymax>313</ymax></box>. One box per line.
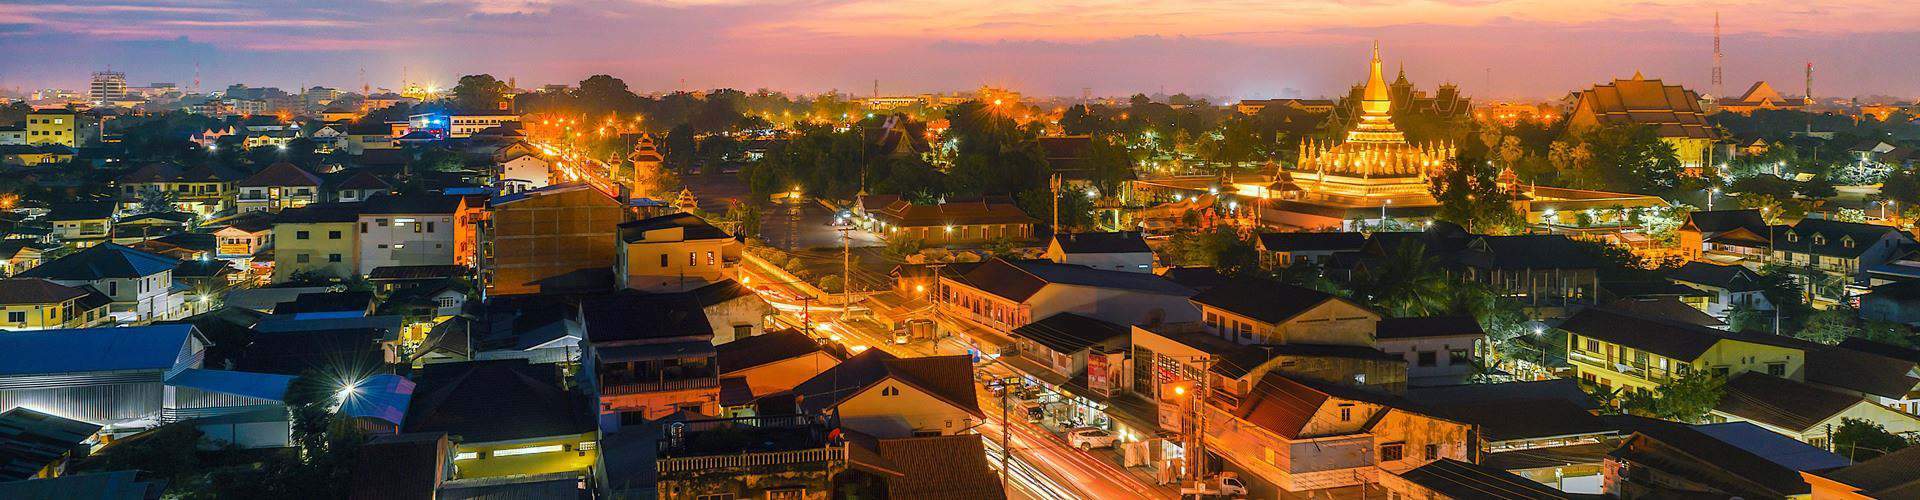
<box><xmin>4</xmin><ymin>0</ymin><xmax>1920</xmax><ymax>100</ymax></box>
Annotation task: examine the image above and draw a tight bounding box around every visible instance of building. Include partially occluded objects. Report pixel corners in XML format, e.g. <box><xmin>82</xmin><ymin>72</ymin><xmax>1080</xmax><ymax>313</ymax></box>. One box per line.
<box><xmin>357</xmin><ymin>194</ymin><xmax>466</xmax><ymax>275</ymax></box>
<box><xmin>88</xmin><ymin>71</ymin><xmax>127</xmax><ymax>103</ymax></box>
<box><xmin>115</xmin><ymin>164</ymin><xmax>243</xmax><ymax>216</ymax></box>
<box><xmin>17</xmin><ymin>243</ymin><xmax>185</xmax><ymax>323</ymax></box>
<box><xmin>789</xmin><ymin>349</ymin><xmax>983</xmax><ymax>438</ymax></box>
<box><xmin>1668</xmin><ymin>261</ymin><xmax>1772</xmax><ymax>320</ymax></box>
<box><xmin>0</xmin><ymin>278</ymin><xmax>111</xmax><ymax>330</ymax></box>
<box><xmin>498</xmin><ymin>154</ymin><xmax>551</xmax><ymax>194</ymax></box>
<box><xmin>328</xmin><ymin>170</ymin><xmax>391</xmax><ymax>203</ymax></box>
<box><xmin>1235</xmin><ymin>98</ymin><xmax>1337</xmax><ymax>115</ymax></box>
<box><xmin>0</xmin><ymin>241</ymin><xmax>48</xmax><ymax>276</ymax></box>
<box><xmin>935</xmin><ymin>257</ymin><xmax>1199</xmax><ymax>344</ymax></box>
<box><xmin>0</xmin><ymin>407</ymin><xmax>102</xmax><ymax>481</ymax></box>
<box><xmin>1374</xmin><ymin>316</ymin><xmax>1484</xmax><ymax>386</ymax></box>
<box><xmin>270</xmin><ymin>202</ymin><xmax>363</xmax><ymax>283</ymax></box>
<box><xmin>0</xmin><ymin>125</ymin><xmax>24</xmax><ymax>146</ymax></box>
<box><xmin>614</xmin><ymin>212</ymin><xmax>740</xmax><ymax>291</ymax></box>
<box><xmin>1566</xmin><ymin>73</ymin><xmax>1716</xmax><ymax>170</ymax></box>
<box><xmin>634</xmin><ymin>413</ymin><xmax>847</xmax><ymax>500</ymax></box>
<box><xmin>1290</xmin><ymin>44</ymin><xmax>1458</xmax><ymax>202</ymax></box>
<box><xmin>213</xmin><ymin>217</ymin><xmax>273</xmax><ymax>259</ymax></box>
<box><xmin>618</xmin><ymin>279</ymin><xmax>773</xmax><ymax>345</ymax></box>
<box><xmin>715</xmin><ymin>329</ymin><xmax>838</xmax><ymax>409</ymax></box>
<box><xmin>45</xmin><ymin>202</ymin><xmax>115</xmax><ymax>247</ymax></box>
<box><xmin>0</xmin><ymin>471</ymin><xmax>165</xmax><ymax>499</ymax></box>
<box><xmin>1712</xmin><ymin>371</ymin><xmax>1920</xmax><ymax>447</ymax></box>
<box><xmin>1676</xmin><ymin>209</ymin><xmax>1771</xmax><ymax>264</ymax></box>
<box><xmin>408</xmin><ymin>112</ymin><xmax>519</xmax><ymax>139</ymax></box>
<box><xmin>1560</xmin><ymin>307</ymin><xmax>1800</xmax><ymax>397</ymax></box>
<box><xmin>402</xmin><ymin>360</ymin><xmax>597</xmax><ymax>479</ymax></box>
<box><xmin>25</xmin><ymin>109</ymin><xmax>77</xmax><ymax>147</ymax></box>
<box><xmin>236</xmin><ymin>162</ymin><xmax>323</xmax><ymax>213</ymax></box>
<box><xmin>1801</xmin><ymin>442</ymin><xmax>1920</xmax><ymax>499</ymax></box>
<box><xmin>1044</xmin><ymin>231</ymin><xmax>1153</xmax><ymax>272</ymax></box>
<box><xmin>1360</xmin><ymin>224</ymin><xmax>1606</xmax><ymax>309</ymax></box>
<box><xmin>858</xmin><ymin>194</ymin><xmax>1037</xmax><ymax>245</ymax></box>
<box><xmin>1715</xmin><ymin>81</ymin><xmax>1807</xmax><ymax>115</ymax></box>
<box><xmin>0</xmin><ymin>324</ymin><xmax>208</xmax><ymax>426</ymax></box>
<box><xmin>1607</xmin><ymin>420</ymin><xmax>1849</xmax><ymax>499</ymax></box>
<box><xmin>1378</xmin><ymin>458</ymin><xmax>1586</xmax><ymax>500</ymax></box>
<box><xmin>1203</xmin><ymin>372</ymin><xmax>1471</xmax><ymax>493</ymax></box>
<box><xmin>1190</xmin><ymin>277</ymin><xmax>1378</xmax><ymax>346</ymax></box>
<box><xmin>484</xmin><ymin>183</ymin><xmax>625</xmax><ymax>296</ymax></box>
<box><xmin>579</xmin><ymin>290</ymin><xmax>721</xmax><ymax>422</ymax></box>
<box><xmin>1770</xmin><ymin>218</ymin><xmax>1916</xmax><ymax>305</ymax></box>
<box><xmin>1255</xmin><ymin>232</ymin><xmax>1367</xmax><ymax>269</ymax></box>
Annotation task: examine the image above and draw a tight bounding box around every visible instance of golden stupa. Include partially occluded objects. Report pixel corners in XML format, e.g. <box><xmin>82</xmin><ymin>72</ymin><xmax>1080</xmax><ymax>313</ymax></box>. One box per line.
<box><xmin>1289</xmin><ymin>42</ymin><xmax>1456</xmax><ymax>199</ymax></box>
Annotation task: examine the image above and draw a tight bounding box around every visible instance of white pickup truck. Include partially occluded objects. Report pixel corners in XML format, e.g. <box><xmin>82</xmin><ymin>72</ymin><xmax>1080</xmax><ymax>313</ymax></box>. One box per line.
<box><xmin>1178</xmin><ymin>473</ymin><xmax>1248</xmax><ymax>499</ymax></box>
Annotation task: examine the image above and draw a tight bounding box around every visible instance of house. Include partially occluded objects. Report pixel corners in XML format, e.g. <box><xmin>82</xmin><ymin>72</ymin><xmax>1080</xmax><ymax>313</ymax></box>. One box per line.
<box><xmin>350</xmin><ymin>432</ymin><xmax>453</xmax><ymax>500</ymax></box>
<box><xmin>214</xmin><ymin>217</ymin><xmax>273</xmax><ymax>259</ymax></box>
<box><xmin>1801</xmin><ymin>442</ymin><xmax>1920</xmax><ymax>499</ymax></box>
<box><xmin>357</xmin><ymin>194</ymin><xmax>465</xmax><ymax>275</ymax></box>
<box><xmin>715</xmin><ymin>329</ymin><xmax>839</xmax><ymax>409</ymax></box>
<box><xmin>1375</xmin><ymin>316</ymin><xmax>1484</xmax><ymax>386</ymax></box>
<box><xmin>619</xmin><ymin>279</ymin><xmax>773</xmax><ymax>344</ymax></box>
<box><xmin>1189</xmin><ymin>277</ymin><xmax>1378</xmax><ymax>347</ymax></box>
<box><xmin>0</xmin><ymin>278</ymin><xmax>111</xmax><ymax>330</ymax></box>
<box><xmin>935</xmin><ymin>258</ymin><xmax>1199</xmax><ymax>342</ymax></box>
<box><xmin>328</xmin><ymin>170</ymin><xmax>391</xmax><ymax>202</ymax></box>
<box><xmin>845</xmin><ymin>434</ymin><xmax>1006</xmax><ymax>500</ymax></box>
<box><xmin>1560</xmin><ymin>307</ymin><xmax>1801</xmax><ymax>397</ymax></box>
<box><xmin>1712</xmin><ymin>371</ymin><xmax>1920</xmax><ymax>447</ymax></box>
<box><xmin>1256</xmin><ymin>232</ymin><xmax>1367</xmax><ymax>269</ymax></box>
<box><xmin>46</xmin><ymin>201</ymin><xmax>115</xmax><ymax>246</ymax></box>
<box><xmin>788</xmin><ymin>349</ymin><xmax>982</xmax><ymax>438</ymax></box>
<box><xmin>614</xmin><ymin>212</ymin><xmax>740</xmax><ymax>292</ymax></box>
<box><xmin>17</xmin><ymin>242</ymin><xmax>186</xmax><ymax>323</ymax></box>
<box><xmin>0</xmin><ymin>241</ymin><xmax>47</xmax><ymax>276</ymax></box>
<box><xmin>864</xmin><ymin>113</ymin><xmax>932</xmax><ymax>159</ymax></box>
<box><xmin>859</xmin><ymin>194</ymin><xmax>1037</xmax><ymax>245</ymax></box>
<box><xmin>1203</xmin><ymin>372</ymin><xmax>1471</xmax><ymax>494</ymax></box>
<box><xmin>0</xmin><ymin>407</ymin><xmax>102</xmax><ymax>481</ymax></box>
<box><xmin>1669</xmin><ymin>261</ymin><xmax>1772</xmax><ymax>319</ymax></box>
<box><xmin>1005</xmin><ymin>312</ymin><xmax>1133</xmax><ymax>424</ymax></box>
<box><xmin>1565</xmin><ymin>73</ymin><xmax>1716</xmax><ymax>170</ymax></box>
<box><xmin>484</xmin><ymin>183</ymin><xmax>625</xmax><ymax>296</ymax></box>
<box><xmin>632</xmin><ymin>413</ymin><xmax>847</xmax><ymax>500</ymax></box>
<box><xmin>1607</xmin><ymin>420</ymin><xmax>1850</xmax><ymax>499</ymax></box>
<box><xmin>24</xmin><ymin>108</ymin><xmax>77</xmax><ymax>147</ymax></box>
<box><xmin>114</xmin><ymin>163</ymin><xmax>242</xmax><ymax>216</ymax></box>
<box><xmin>1379</xmin><ymin>458</ymin><xmax>1589</xmax><ymax>500</ymax></box>
<box><xmin>0</xmin><ymin>144</ymin><xmax>75</xmax><ymax>166</ymax></box>
<box><xmin>498</xmin><ymin>154</ymin><xmax>551</xmax><ymax>194</ymax></box>
<box><xmin>269</xmin><ymin>202</ymin><xmax>362</xmax><ymax>283</ymax></box>
<box><xmin>1406</xmin><ymin>380</ymin><xmax>1619</xmax><ymax>492</ymax></box>
<box><xmin>402</xmin><ymin>360</ymin><xmax>597</xmax><ymax>480</ymax></box>
<box><xmin>579</xmin><ymin>290</ymin><xmax>721</xmax><ymax>423</ymax></box>
<box><xmin>235</xmin><ymin>162</ymin><xmax>323</xmax><ymax>213</ymax></box>
<box><xmin>1361</xmin><ymin>223</ymin><xmax>1605</xmax><ymax>307</ymax></box>
<box><xmin>1044</xmin><ymin>231</ymin><xmax>1154</xmax><ymax>272</ymax></box>
<box><xmin>0</xmin><ymin>324</ymin><xmax>208</xmax><ymax>426</ymax></box>
<box><xmin>110</xmin><ymin>211</ymin><xmax>193</xmax><ymax>246</ymax></box>
<box><xmin>1770</xmin><ymin>218</ymin><xmax>1917</xmax><ymax>304</ymax></box>
<box><xmin>1676</xmin><ymin>209</ymin><xmax>1771</xmax><ymax>264</ymax></box>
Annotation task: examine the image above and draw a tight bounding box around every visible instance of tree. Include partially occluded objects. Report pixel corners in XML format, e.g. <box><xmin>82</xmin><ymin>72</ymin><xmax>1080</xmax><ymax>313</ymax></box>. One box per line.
<box><xmin>136</xmin><ymin>187</ymin><xmax>178</xmax><ymax>214</ymax></box>
<box><xmin>1162</xmin><ymin>227</ymin><xmax>1259</xmax><ymax>276</ymax></box>
<box><xmin>450</xmin><ymin>74</ymin><xmax>512</xmax><ymax>113</ymax></box>
<box><xmin>408</xmin><ymin>145</ymin><xmax>467</xmax><ymax>173</ymax></box>
<box><xmin>1834</xmin><ymin>417</ymin><xmax>1915</xmax><ymax>461</ymax></box>
<box><xmin>1356</xmin><ymin>241</ymin><xmax>1454</xmax><ymax>317</ymax></box>
<box><xmin>1883</xmin><ymin>171</ymin><xmax>1920</xmax><ymax>207</ymax></box>
<box><xmin>1568</xmin><ymin>124</ymin><xmax>1685</xmax><ymax>194</ymax></box>
<box><xmin>1426</xmin><ymin>157</ymin><xmax>1525</xmax><ymax>235</ymax></box>
<box><xmin>1619</xmin><ymin>370</ymin><xmax>1724</xmax><ymax>423</ymax></box>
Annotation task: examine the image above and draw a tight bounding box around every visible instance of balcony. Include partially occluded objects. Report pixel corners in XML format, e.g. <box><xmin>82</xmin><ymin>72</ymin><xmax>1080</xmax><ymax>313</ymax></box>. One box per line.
<box><xmin>657</xmin><ymin>446</ymin><xmax>844</xmax><ymax>474</ymax></box>
<box><xmin>601</xmin><ymin>376</ymin><xmax>718</xmax><ymax>396</ymax></box>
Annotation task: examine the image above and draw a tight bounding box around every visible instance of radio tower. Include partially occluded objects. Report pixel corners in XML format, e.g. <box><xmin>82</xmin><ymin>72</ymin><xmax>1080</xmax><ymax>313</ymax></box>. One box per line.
<box><xmin>1711</xmin><ymin>12</ymin><xmax>1723</xmax><ymax>98</ymax></box>
<box><xmin>1805</xmin><ymin>61</ymin><xmax>1815</xmax><ymax>134</ymax></box>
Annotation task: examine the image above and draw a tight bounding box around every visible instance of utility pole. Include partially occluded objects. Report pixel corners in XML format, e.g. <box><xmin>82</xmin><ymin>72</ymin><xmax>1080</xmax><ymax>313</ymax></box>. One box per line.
<box><xmin>838</xmin><ymin>224</ymin><xmax>853</xmax><ymax>319</ymax></box>
<box><xmin>1184</xmin><ymin>356</ymin><xmax>1213</xmax><ymax>483</ymax></box>
<box><xmin>1050</xmin><ymin>173</ymin><xmax>1062</xmax><ymax>232</ymax></box>
<box><xmin>985</xmin><ymin>376</ymin><xmax>1019</xmax><ymax>491</ymax></box>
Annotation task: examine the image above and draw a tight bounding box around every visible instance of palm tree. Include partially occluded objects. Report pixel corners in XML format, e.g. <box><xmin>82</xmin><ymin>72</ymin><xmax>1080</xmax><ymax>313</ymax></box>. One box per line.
<box><xmin>1357</xmin><ymin>241</ymin><xmax>1452</xmax><ymax>317</ymax></box>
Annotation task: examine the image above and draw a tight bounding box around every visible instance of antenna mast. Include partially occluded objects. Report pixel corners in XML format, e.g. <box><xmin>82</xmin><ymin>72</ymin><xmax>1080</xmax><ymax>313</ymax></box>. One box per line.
<box><xmin>1712</xmin><ymin>12</ymin><xmax>1724</xmax><ymax>97</ymax></box>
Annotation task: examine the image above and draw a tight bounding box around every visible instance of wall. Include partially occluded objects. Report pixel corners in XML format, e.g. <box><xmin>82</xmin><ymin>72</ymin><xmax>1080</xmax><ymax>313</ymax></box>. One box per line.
<box><xmin>618</xmin><ymin>232</ymin><xmax>731</xmax><ymax>292</ymax></box>
<box><xmin>357</xmin><ymin>213</ymin><xmax>457</xmax><ymax>274</ymax></box>
<box><xmin>452</xmin><ymin>432</ymin><xmax>598</xmax><ymax>479</ymax></box>
<box><xmin>727</xmin><ymin>353</ymin><xmax>836</xmax><ymax>398</ymax></box>
<box><xmin>1028</xmin><ymin>285</ymin><xmax>1201</xmax><ymax>329</ymax></box>
<box><xmin>487</xmin><ymin>188</ymin><xmax>623</xmax><ymax>295</ymax></box>
<box><xmin>834</xmin><ymin>378</ymin><xmax>975</xmax><ymax>439</ymax></box>
<box><xmin>271</xmin><ymin>221</ymin><xmax>358</xmax><ymax>282</ymax></box>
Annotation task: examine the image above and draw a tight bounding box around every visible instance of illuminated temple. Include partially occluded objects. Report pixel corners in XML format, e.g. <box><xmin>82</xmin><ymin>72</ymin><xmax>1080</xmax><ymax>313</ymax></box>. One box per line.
<box><xmin>1288</xmin><ymin>42</ymin><xmax>1456</xmax><ymax>200</ymax></box>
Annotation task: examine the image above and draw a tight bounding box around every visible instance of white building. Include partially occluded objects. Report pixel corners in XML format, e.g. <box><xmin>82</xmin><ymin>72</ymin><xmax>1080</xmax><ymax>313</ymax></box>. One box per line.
<box><xmin>498</xmin><ymin>155</ymin><xmax>551</xmax><ymax>194</ymax></box>
<box><xmin>1044</xmin><ymin>231</ymin><xmax>1154</xmax><ymax>273</ymax></box>
<box><xmin>16</xmin><ymin>242</ymin><xmax>187</xmax><ymax>323</ymax></box>
<box><xmin>356</xmin><ymin>194</ymin><xmax>464</xmax><ymax>275</ymax></box>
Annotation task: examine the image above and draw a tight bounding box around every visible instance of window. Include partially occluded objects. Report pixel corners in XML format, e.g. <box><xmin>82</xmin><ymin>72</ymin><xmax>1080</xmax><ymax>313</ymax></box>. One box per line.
<box><xmin>1449</xmin><ymin>349</ymin><xmax>1470</xmax><ymax>365</ymax></box>
<box><xmin>1424</xmin><ymin>444</ymin><xmax>1438</xmax><ymax>461</ymax></box>
<box><xmin>426</xmin><ymin>222</ymin><xmax>435</xmax><ymax>233</ymax></box>
<box><xmin>377</xmin><ymin>218</ymin><xmax>388</xmax><ymax>226</ymax></box>
<box><xmin>1338</xmin><ymin>405</ymin><xmax>1353</xmax><ymax>421</ymax></box>
<box><xmin>1767</xmin><ymin>363</ymin><xmax>1786</xmax><ymax>376</ymax></box>
<box><xmin>329</xmin><ymin>230</ymin><xmax>342</xmax><ymax>239</ymax></box>
<box><xmin>1236</xmin><ymin>322</ymin><xmax>1251</xmax><ymax>339</ymax></box>
<box><xmin>734</xmin><ymin>325</ymin><xmax>753</xmax><ymax>338</ymax></box>
<box><xmin>1417</xmin><ymin>351</ymin><xmax>1437</xmax><ymax>367</ymax></box>
<box><xmin>689</xmin><ymin>252</ymin><xmax>697</xmax><ymax>266</ymax></box>
<box><xmin>706</xmin><ymin>251</ymin><xmax>715</xmax><ymax>265</ymax></box>
<box><xmin>360</xmin><ymin>222</ymin><xmax>368</xmax><ymax>233</ymax></box>
<box><xmin>414</xmin><ymin>222</ymin><xmax>423</xmax><ymax>233</ymax></box>
<box><xmin>659</xmin><ymin>254</ymin><xmax>669</xmax><ymax>267</ymax></box>
<box><xmin>6</xmin><ymin>311</ymin><xmax>23</xmax><ymax>323</ymax></box>
<box><xmin>1380</xmin><ymin>443</ymin><xmax>1404</xmax><ymax>462</ymax></box>
<box><xmin>881</xmin><ymin>386</ymin><xmax>900</xmax><ymax>396</ymax></box>
<box><xmin>1584</xmin><ymin>338</ymin><xmax>1599</xmax><ymax>352</ymax></box>
<box><xmin>767</xmin><ymin>490</ymin><xmax>805</xmax><ymax>500</ymax></box>
<box><xmin>296</xmin><ymin>230</ymin><xmax>310</xmax><ymax>240</ymax></box>
<box><xmin>296</xmin><ymin>254</ymin><xmax>311</xmax><ymax>263</ymax></box>
<box><xmin>694</xmin><ymin>494</ymin><xmax>736</xmax><ymax>500</ymax></box>
<box><xmin>328</xmin><ymin>254</ymin><xmax>342</xmax><ymax>263</ymax></box>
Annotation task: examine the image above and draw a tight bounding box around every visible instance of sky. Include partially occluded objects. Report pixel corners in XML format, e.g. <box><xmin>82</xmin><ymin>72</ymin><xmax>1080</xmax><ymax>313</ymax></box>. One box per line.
<box><xmin>3</xmin><ymin>0</ymin><xmax>1920</xmax><ymax>101</ymax></box>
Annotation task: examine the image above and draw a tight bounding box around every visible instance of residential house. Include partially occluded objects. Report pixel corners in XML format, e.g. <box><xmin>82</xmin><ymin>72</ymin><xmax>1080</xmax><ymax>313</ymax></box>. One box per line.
<box><xmin>0</xmin><ymin>278</ymin><xmax>111</xmax><ymax>330</ymax></box>
<box><xmin>236</xmin><ymin>162</ymin><xmax>323</xmax><ymax>213</ymax></box>
<box><xmin>620</xmin><ymin>280</ymin><xmax>773</xmax><ymax>345</ymax></box>
<box><xmin>0</xmin><ymin>125</ymin><xmax>23</xmax><ymax>145</ymax></box>
<box><xmin>0</xmin><ymin>241</ymin><xmax>47</xmax><ymax>276</ymax></box>
<box><xmin>1361</xmin><ymin>223</ymin><xmax>1604</xmax><ymax>307</ymax></box>
<box><xmin>1378</xmin><ymin>458</ymin><xmax>1589</xmax><ymax>500</ymax></box>
<box><xmin>1606</xmin><ymin>420</ymin><xmax>1849</xmax><ymax>499</ymax></box>
<box><xmin>214</xmin><ymin>217</ymin><xmax>273</xmax><ymax>259</ymax></box>
<box><xmin>114</xmin><ymin>163</ymin><xmax>242</xmax><ymax>216</ymax></box>
<box><xmin>579</xmin><ymin>290</ymin><xmax>721</xmax><ymax>423</ymax></box>
<box><xmin>1405</xmin><ymin>380</ymin><xmax>1619</xmax><ymax>493</ymax></box>
<box><xmin>1189</xmin><ymin>278</ymin><xmax>1379</xmax><ymax>347</ymax></box>
<box><xmin>935</xmin><ymin>258</ymin><xmax>1199</xmax><ymax>344</ymax></box>
<box><xmin>269</xmin><ymin>202</ymin><xmax>362</xmax><ymax>283</ymax></box>
<box><xmin>614</xmin><ymin>212</ymin><xmax>740</xmax><ymax>292</ymax></box>
<box><xmin>403</xmin><ymin>360</ymin><xmax>597</xmax><ymax>480</ymax></box>
<box><xmin>1560</xmin><ymin>307</ymin><xmax>1800</xmax><ymax>397</ymax></box>
<box><xmin>1005</xmin><ymin>312</ymin><xmax>1132</xmax><ymax>425</ymax></box>
<box><xmin>1375</xmin><ymin>316</ymin><xmax>1484</xmax><ymax>386</ymax></box>
<box><xmin>17</xmin><ymin>242</ymin><xmax>185</xmax><ymax>323</ymax></box>
<box><xmin>46</xmin><ymin>201</ymin><xmax>115</xmax><ymax>247</ymax></box>
<box><xmin>629</xmin><ymin>413</ymin><xmax>848</xmax><ymax>500</ymax></box>
<box><xmin>349</xmin><ymin>432</ymin><xmax>453</xmax><ymax>500</ymax></box>
<box><xmin>0</xmin><ymin>144</ymin><xmax>75</xmax><ymax>166</ymax></box>
<box><xmin>357</xmin><ymin>194</ymin><xmax>465</xmax><ymax>275</ymax></box>
<box><xmin>1770</xmin><ymin>218</ymin><xmax>1917</xmax><ymax>304</ymax></box>
<box><xmin>715</xmin><ymin>329</ymin><xmax>839</xmax><ymax>411</ymax></box>
<box><xmin>1861</xmin><ymin>279</ymin><xmax>1920</xmax><ymax>326</ymax></box>
<box><xmin>1669</xmin><ymin>261</ymin><xmax>1772</xmax><ymax>319</ymax></box>
<box><xmin>328</xmin><ymin>170</ymin><xmax>391</xmax><ymax>202</ymax></box>
<box><xmin>498</xmin><ymin>154</ymin><xmax>550</xmax><ymax>194</ymax></box>
<box><xmin>484</xmin><ymin>183</ymin><xmax>625</xmax><ymax>296</ymax></box>
<box><xmin>789</xmin><ymin>349</ymin><xmax>983</xmax><ymax>438</ymax></box>
<box><xmin>1256</xmin><ymin>232</ymin><xmax>1367</xmax><ymax>269</ymax></box>
<box><xmin>1202</xmin><ymin>372</ymin><xmax>1472</xmax><ymax>494</ymax></box>
<box><xmin>1712</xmin><ymin>371</ymin><xmax>1920</xmax><ymax>448</ymax></box>
<box><xmin>859</xmin><ymin>194</ymin><xmax>1037</xmax><ymax>245</ymax></box>
<box><xmin>1801</xmin><ymin>442</ymin><xmax>1920</xmax><ymax>499</ymax></box>
<box><xmin>0</xmin><ymin>407</ymin><xmax>102</xmax><ymax>481</ymax></box>
<box><xmin>1676</xmin><ymin>209</ymin><xmax>1771</xmax><ymax>264</ymax></box>
<box><xmin>1044</xmin><ymin>231</ymin><xmax>1154</xmax><ymax>272</ymax></box>
<box><xmin>0</xmin><ymin>325</ymin><xmax>209</xmax><ymax>426</ymax></box>
<box><xmin>0</xmin><ymin>471</ymin><xmax>165</xmax><ymax>498</ymax></box>
<box><xmin>843</xmin><ymin>434</ymin><xmax>1005</xmax><ymax>500</ymax></box>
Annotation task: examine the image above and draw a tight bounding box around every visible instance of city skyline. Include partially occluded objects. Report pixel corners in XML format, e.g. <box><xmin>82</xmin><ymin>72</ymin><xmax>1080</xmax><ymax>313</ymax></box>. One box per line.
<box><xmin>5</xmin><ymin>0</ymin><xmax>1920</xmax><ymax>100</ymax></box>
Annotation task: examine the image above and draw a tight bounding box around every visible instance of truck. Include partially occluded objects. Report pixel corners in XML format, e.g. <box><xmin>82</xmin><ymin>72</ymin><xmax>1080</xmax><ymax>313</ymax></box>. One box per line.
<box><xmin>893</xmin><ymin>318</ymin><xmax>935</xmax><ymax>344</ymax></box>
<box><xmin>1178</xmin><ymin>473</ymin><xmax>1248</xmax><ymax>499</ymax></box>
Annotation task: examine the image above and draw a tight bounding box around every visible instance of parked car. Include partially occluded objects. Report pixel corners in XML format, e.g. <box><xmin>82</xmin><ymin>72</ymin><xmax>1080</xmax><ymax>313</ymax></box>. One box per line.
<box><xmin>1067</xmin><ymin>427</ymin><xmax>1118</xmax><ymax>450</ymax></box>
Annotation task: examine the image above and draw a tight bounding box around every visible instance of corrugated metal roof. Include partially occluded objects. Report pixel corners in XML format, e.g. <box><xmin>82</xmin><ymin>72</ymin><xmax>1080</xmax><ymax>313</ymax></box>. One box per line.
<box><xmin>0</xmin><ymin>325</ymin><xmax>199</xmax><ymax>376</ymax></box>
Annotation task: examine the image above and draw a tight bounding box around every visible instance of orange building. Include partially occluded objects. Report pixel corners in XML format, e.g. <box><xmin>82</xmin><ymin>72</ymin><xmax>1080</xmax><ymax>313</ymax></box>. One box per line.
<box><xmin>483</xmin><ymin>183</ymin><xmax>626</xmax><ymax>296</ymax></box>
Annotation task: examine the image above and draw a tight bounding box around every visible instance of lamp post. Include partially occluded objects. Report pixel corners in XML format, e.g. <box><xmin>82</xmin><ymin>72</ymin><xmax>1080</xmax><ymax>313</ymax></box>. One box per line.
<box><xmin>1708</xmin><ymin>188</ymin><xmax>1719</xmax><ymax>211</ymax></box>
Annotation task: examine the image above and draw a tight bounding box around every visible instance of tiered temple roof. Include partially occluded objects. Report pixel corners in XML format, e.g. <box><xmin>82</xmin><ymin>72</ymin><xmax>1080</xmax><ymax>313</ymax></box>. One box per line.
<box><xmin>1290</xmin><ymin>43</ymin><xmax>1456</xmax><ymax>197</ymax></box>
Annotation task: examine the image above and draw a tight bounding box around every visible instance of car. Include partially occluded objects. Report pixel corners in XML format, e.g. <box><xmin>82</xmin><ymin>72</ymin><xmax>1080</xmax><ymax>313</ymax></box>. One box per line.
<box><xmin>1066</xmin><ymin>427</ymin><xmax>1118</xmax><ymax>450</ymax></box>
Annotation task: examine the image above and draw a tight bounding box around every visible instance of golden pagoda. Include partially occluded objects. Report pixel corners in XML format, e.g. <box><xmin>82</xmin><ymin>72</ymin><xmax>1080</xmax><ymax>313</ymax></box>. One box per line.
<box><xmin>1290</xmin><ymin>42</ymin><xmax>1455</xmax><ymax>199</ymax></box>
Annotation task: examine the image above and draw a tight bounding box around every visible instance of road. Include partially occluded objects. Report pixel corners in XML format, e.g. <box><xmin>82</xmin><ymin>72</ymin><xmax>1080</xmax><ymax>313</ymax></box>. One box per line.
<box><xmin>734</xmin><ymin>254</ymin><xmax>1174</xmax><ymax>500</ymax></box>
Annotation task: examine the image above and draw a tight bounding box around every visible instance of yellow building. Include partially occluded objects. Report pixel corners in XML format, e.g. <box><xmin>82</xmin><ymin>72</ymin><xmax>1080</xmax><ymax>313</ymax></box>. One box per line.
<box><xmin>115</xmin><ymin>164</ymin><xmax>242</xmax><ymax>216</ymax></box>
<box><xmin>270</xmin><ymin>202</ymin><xmax>362</xmax><ymax>283</ymax></box>
<box><xmin>404</xmin><ymin>360</ymin><xmax>599</xmax><ymax>480</ymax></box>
<box><xmin>790</xmin><ymin>350</ymin><xmax>983</xmax><ymax>439</ymax></box>
<box><xmin>0</xmin><ymin>278</ymin><xmax>111</xmax><ymax>330</ymax></box>
<box><xmin>1562</xmin><ymin>308</ymin><xmax>1799</xmax><ymax>396</ymax></box>
<box><xmin>1190</xmin><ymin>278</ymin><xmax>1380</xmax><ymax>347</ymax></box>
<box><xmin>615</xmin><ymin>212</ymin><xmax>740</xmax><ymax>292</ymax></box>
<box><xmin>1566</xmin><ymin>73</ymin><xmax>1717</xmax><ymax>171</ymax></box>
<box><xmin>25</xmin><ymin>108</ymin><xmax>77</xmax><ymax>147</ymax></box>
